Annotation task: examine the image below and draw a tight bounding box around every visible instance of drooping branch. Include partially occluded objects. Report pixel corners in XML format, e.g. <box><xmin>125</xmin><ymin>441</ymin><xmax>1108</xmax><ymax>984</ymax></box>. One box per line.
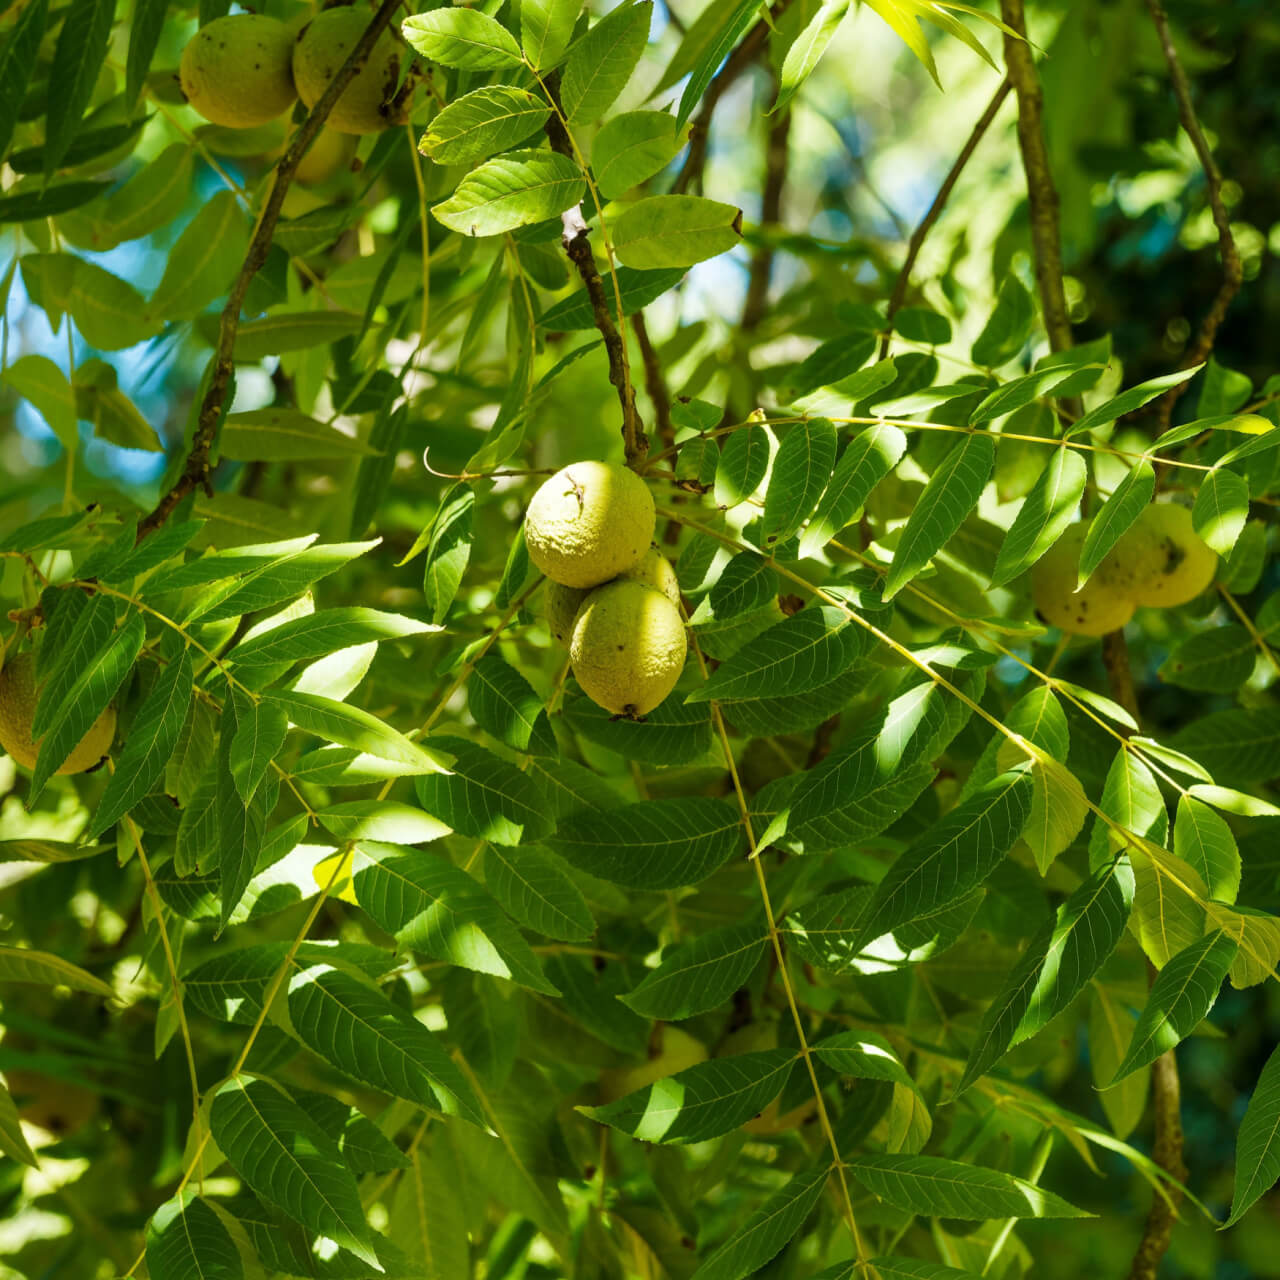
<box><xmin>545</xmin><ymin>101</ymin><xmax>648</xmax><ymax>468</ymax></box>
<box><xmin>1145</xmin><ymin>0</ymin><xmax>1242</xmax><ymax>432</ymax></box>
<box><xmin>879</xmin><ymin>77</ymin><xmax>1012</xmax><ymax>359</ymax></box>
<box><xmin>999</xmin><ymin>0</ymin><xmax>1072</xmax><ymax>354</ymax></box>
<box><xmin>631</xmin><ymin>310</ymin><xmax>673</xmax><ymax>453</ymax></box>
<box><xmin>137</xmin><ymin>0</ymin><xmax>406</xmax><ymax>540</ymax></box>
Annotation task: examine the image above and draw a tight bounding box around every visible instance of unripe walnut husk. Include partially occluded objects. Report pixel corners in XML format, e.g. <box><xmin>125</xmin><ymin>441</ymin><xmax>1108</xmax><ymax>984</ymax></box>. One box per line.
<box><xmin>545</xmin><ymin>547</ymin><xmax>679</xmax><ymax>646</ymax></box>
<box><xmin>180</xmin><ymin>15</ymin><xmax>298</xmax><ymax>129</ymax></box>
<box><xmin>1112</xmin><ymin>503</ymin><xmax>1217</xmax><ymax>608</ymax></box>
<box><xmin>525</xmin><ymin>461</ymin><xmax>655</xmax><ymax>590</ymax></box>
<box><xmin>570</xmin><ymin>579</ymin><xmax>686</xmax><ymax>717</ymax></box>
<box><xmin>0</xmin><ymin>653</ymin><xmax>115</xmax><ymax>775</ymax></box>
<box><xmin>292</xmin><ymin>8</ymin><xmax>407</xmax><ymax>136</ymax></box>
<box><xmin>1030</xmin><ymin>525</ymin><xmax>1135</xmax><ymax>637</ymax></box>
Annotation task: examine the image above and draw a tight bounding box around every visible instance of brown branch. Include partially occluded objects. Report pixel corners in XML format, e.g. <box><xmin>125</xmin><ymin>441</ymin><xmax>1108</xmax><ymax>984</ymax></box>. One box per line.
<box><xmin>879</xmin><ymin>77</ymin><xmax>1011</xmax><ymax>360</ymax></box>
<box><xmin>670</xmin><ymin>2</ymin><xmax>792</xmax><ymax>197</ymax></box>
<box><xmin>1145</xmin><ymin>0</ymin><xmax>1243</xmax><ymax>432</ymax></box>
<box><xmin>741</xmin><ymin>103</ymin><xmax>791</xmax><ymax>334</ymax></box>
<box><xmin>545</xmin><ymin>98</ymin><xmax>647</xmax><ymax>469</ymax></box>
<box><xmin>631</xmin><ymin>311</ymin><xmax>673</xmax><ymax>454</ymax></box>
<box><xmin>1000</xmin><ymin>1</ymin><xmax>1072</xmax><ymax>355</ymax></box>
<box><xmin>137</xmin><ymin>0</ymin><xmax>405</xmax><ymax>540</ymax></box>
<box><xmin>1100</xmin><ymin>629</ymin><xmax>1140</xmax><ymax>729</ymax></box>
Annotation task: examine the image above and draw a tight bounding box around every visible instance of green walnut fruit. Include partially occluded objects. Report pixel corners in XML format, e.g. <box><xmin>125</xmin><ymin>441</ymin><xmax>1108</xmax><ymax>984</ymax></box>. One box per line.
<box><xmin>525</xmin><ymin>461</ymin><xmax>655</xmax><ymax>590</ymax></box>
<box><xmin>544</xmin><ymin>547</ymin><xmax>679</xmax><ymax>646</ymax></box>
<box><xmin>570</xmin><ymin>580</ymin><xmax>686</xmax><ymax>717</ymax></box>
<box><xmin>0</xmin><ymin>653</ymin><xmax>115</xmax><ymax>775</ymax></box>
<box><xmin>1113</xmin><ymin>503</ymin><xmax>1217</xmax><ymax>608</ymax></box>
<box><xmin>180</xmin><ymin>15</ymin><xmax>298</xmax><ymax>129</ymax></box>
<box><xmin>1030</xmin><ymin>525</ymin><xmax>1135</xmax><ymax>637</ymax></box>
<box><xmin>598</xmin><ymin>1026</ymin><xmax>708</xmax><ymax>1102</ymax></box>
<box><xmin>292</xmin><ymin>8</ymin><xmax>406</xmax><ymax>136</ymax></box>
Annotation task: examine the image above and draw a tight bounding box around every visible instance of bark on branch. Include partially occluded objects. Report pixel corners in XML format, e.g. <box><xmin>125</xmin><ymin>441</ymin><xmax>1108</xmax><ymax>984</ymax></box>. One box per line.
<box><xmin>137</xmin><ymin>0</ymin><xmax>406</xmax><ymax>540</ymax></box>
<box><xmin>1145</xmin><ymin>0</ymin><xmax>1243</xmax><ymax>431</ymax></box>
<box><xmin>1000</xmin><ymin>0</ymin><xmax>1072</xmax><ymax>354</ymax></box>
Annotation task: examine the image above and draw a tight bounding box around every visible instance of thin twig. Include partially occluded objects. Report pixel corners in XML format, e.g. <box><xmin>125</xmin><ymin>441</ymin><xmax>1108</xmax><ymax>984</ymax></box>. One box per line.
<box><xmin>879</xmin><ymin>77</ymin><xmax>1012</xmax><ymax>360</ymax></box>
<box><xmin>1145</xmin><ymin>0</ymin><xmax>1242</xmax><ymax>432</ymax></box>
<box><xmin>1000</xmin><ymin>1</ymin><xmax>1072</xmax><ymax>354</ymax></box>
<box><xmin>545</xmin><ymin>100</ymin><xmax>647</xmax><ymax>467</ymax></box>
<box><xmin>631</xmin><ymin>311</ymin><xmax>674</xmax><ymax>453</ymax></box>
<box><xmin>136</xmin><ymin>0</ymin><xmax>406</xmax><ymax>540</ymax></box>
<box><xmin>670</xmin><ymin>4</ymin><xmax>792</xmax><ymax>197</ymax></box>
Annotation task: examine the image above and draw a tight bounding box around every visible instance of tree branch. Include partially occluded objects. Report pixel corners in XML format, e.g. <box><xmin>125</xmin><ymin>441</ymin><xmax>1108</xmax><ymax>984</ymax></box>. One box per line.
<box><xmin>1000</xmin><ymin>1</ymin><xmax>1072</xmax><ymax>354</ymax></box>
<box><xmin>546</xmin><ymin>99</ymin><xmax>648</xmax><ymax>468</ymax></box>
<box><xmin>1145</xmin><ymin>0</ymin><xmax>1243</xmax><ymax>432</ymax></box>
<box><xmin>137</xmin><ymin>0</ymin><xmax>405</xmax><ymax>540</ymax></box>
<box><xmin>879</xmin><ymin>77</ymin><xmax>1011</xmax><ymax>359</ymax></box>
<box><xmin>741</xmin><ymin>102</ymin><xmax>791</xmax><ymax>335</ymax></box>
<box><xmin>1127</xmin><ymin>1032</ymin><xmax>1188</xmax><ymax>1279</ymax></box>
<box><xmin>1100</xmin><ymin>629</ymin><xmax>1140</xmax><ymax>728</ymax></box>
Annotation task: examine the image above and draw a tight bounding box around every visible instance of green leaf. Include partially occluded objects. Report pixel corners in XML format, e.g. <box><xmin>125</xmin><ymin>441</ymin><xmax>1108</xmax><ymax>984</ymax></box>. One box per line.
<box><xmin>1174</xmin><ymin>795</ymin><xmax>1241</xmax><ymax>903</ymax></box>
<box><xmin>23</xmin><ymin>254</ymin><xmax>159</xmax><ymax>351</ymax></box>
<box><xmin>146</xmin><ymin>1192</ymin><xmax>243</xmax><ymax>1280</ymax></box>
<box><xmin>561</xmin><ymin>0</ymin><xmax>652</xmax><ymax>124</ymax></box>
<box><xmin>150</xmin><ymin>190</ymin><xmax>249</xmax><ymax>322</ymax></box>
<box><xmin>229</xmin><ymin>696</ymin><xmax>288</xmax><ymax>806</ymax></box>
<box><xmin>853</xmin><ymin>771</ymin><xmax>1032</xmax><ymax>948</ymax></box>
<box><xmin>845</xmin><ymin>1154</ymin><xmax>1091</xmax><ymax>1218</ymax></box>
<box><xmin>799</xmin><ymin>423</ymin><xmax>906</xmax><ymax>557</ymax></box>
<box><xmin>593</xmin><ymin>109</ymin><xmax>686</xmax><ymax>200</ymax></box>
<box><xmin>761</xmin><ymin>418</ymin><xmax>837</xmax><ymax>544</ymax></box>
<box><xmin>3</xmin><ymin>353</ymin><xmax>78</xmax><ymax>448</ymax></box>
<box><xmin>0</xmin><ymin>945</ymin><xmax>113</xmax><ymax>997</ymax></box>
<box><xmin>989</xmin><ymin>448</ymin><xmax>1087</xmax><ymax>588</ymax></box>
<box><xmin>1110</xmin><ymin>931</ymin><xmax>1237</xmax><ymax>1084</ymax></box>
<box><xmin>971</xmin><ymin>276</ymin><xmax>1033</xmax><ymax>367</ymax></box>
<box><xmin>87</xmin><ymin>646</ymin><xmax>192</xmax><ymax>839</ymax></box>
<box><xmin>401</xmin><ymin>8</ymin><xmax>524</xmax><ymax>68</ymax></box>
<box><xmin>1079</xmin><ymin>460</ymin><xmax>1155</xmax><ymax>587</ymax></box>
<box><xmin>220</xmin><ymin>409</ymin><xmax>381</xmax><ymax>462</ymax></box>
<box><xmin>434</xmin><ymin>149</ymin><xmax>584</xmax><ymax>238</ymax></box>
<box><xmin>0</xmin><ymin>1081</ymin><xmax>38</xmax><ymax>1168</ymax></box>
<box><xmin>43</xmin><ymin>0</ymin><xmax>115</xmax><ymax>177</ymax></box>
<box><xmin>469</xmin><ymin>654</ymin><xmax>557</xmax><ymax>756</ymax></box>
<box><xmin>231</xmin><ymin>311</ymin><xmax>364</xmax><ymax>360</ymax></box>
<box><xmin>883</xmin><ymin>433</ymin><xmax>995</xmax><ymax>599</ymax></box>
<box><xmin>789</xmin><ymin>335</ymin><xmax>876</xmax><ymax>398</ymax></box>
<box><xmin>352</xmin><ymin>841</ymin><xmax>558</xmax><ymax>994</ymax></box>
<box><xmin>266</xmin><ymin>690</ymin><xmax>448</xmax><ymax>771</ymax></box>
<box><xmin>419</xmin><ymin>85</ymin><xmax>551</xmax><ymax>164</ymax></box>
<box><xmin>775</xmin><ymin>0</ymin><xmax>849</xmax><ymax>114</ymax></box>
<box><xmin>715</xmin><ymin>422</ymin><xmax>771</xmax><ymax>508</ymax></box>
<box><xmin>32</xmin><ymin>609</ymin><xmax>143</xmax><ymax>802</ymax></box>
<box><xmin>1225</xmin><ymin>1040</ymin><xmax>1280</xmax><ymax>1227</ymax></box>
<box><xmin>582</xmin><ymin>1049</ymin><xmax>795</xmax><ymax>1143</ymax></box>
<box><xmin>415</xmin><ymin>736</ymin><xmax>553</xmax><ymax>845</ymax></box>
<box><xmin>520</xmin><ymin>0</ymin><xmax>579</xmax><ymax>68</ymax></box>
<box><xmin>675</xmin><ymin>0</ymin><xmax>761</xmax><ymax>127</ymax></box>
<box><xmin>0</xmin><ymin>180</ymin><xmax>109</xmax><ymax>223</ymax></box>
<box><xmin>689</xmin><ymin>605</ymin><xmax>863</xmax><ymax>703</ymax></box>
<box><xmin>0</xmin><ymin>839</ymin><xmax>107</xmax><ymax>863</ymax></box>
<box><xmin>564</xmin><ymin>691</ymin><xmax>713</xmax><ymax>765</ymax></box>
<box><xmin>547</xmin><ymin>797</ymin><xmax>743</xmax><ymax>889</ymax></box>
<box><xmin>0</xmin><ymin>0</ymin><xmax>48</xmax><ymax>164</ymax></box>
<box><xmin>971</xmin><ymin>363</ymin><xmax>1096</xmax><ymax>424</ymax></box>
<box><xmin>389</xmin><ymin>1146</ymin><xmax>471</xmax><ymax>1278</ymax></box>
<box><xmin>857</xmin><ymin>1261</ymin><xmax>984</xmax><ymax>1280</ymax></box>
<box><xmin>1159</xmin><ymin>624</ymin><xmax>1255</xmax><ymax>693</ymax></box>
<box><xmin>318</xmin><ymin>800</ymin><xmax>451</xmax><ymax>845</ymax></box>
<box><xmin>287</xmin><ymin>961</ymin><xmax>485</xmax><ymax>1126</ymax></box>
<box><xmin>1171</xmin><ymin>709</ymin><xmax>1280</xmax><ymax>785</ymax></box>
<box><xmin>1067</xmin><ymin>366</ymin><xmax>1203</xmax><ymax>436</ymax></box>
<box><xmin>209</xmin><ymin>1076</ymin><xmax>382</xmax><ymax>1268</ymax></box>
<box><xmin>484</xmin><ymin>844</ymin><xmax>595</xmax><ymax>941</ymax></box>
<box><xmin>423</xmin><ymin>484</ymin><xmax>474</xmax><ymax>623</ymax></box>
<box><xmin>230</xmin><ymin>607</ymin><xmax>435</xmax><ymax>668</ymax></box>
<box><xmin>613</xmin><ymin>195</ymin><xmax>742</xmax><ymax>269</ymax></box>
<box><xmin>689</xmin><ymin>1163</ymin><xmax>830</xmax><ymax>1280</ymax></box>
<box><xmin>539</xmin><ymin>265</ymin><xmax>685</xmax><ymax>331</ymax></box>
<box><xmin>100</xmin><ymin>144</ymin><xmax>193</xmax><ymax>246</ymax></box>
<box><xmin>620</xmin><ymin>921</ymin><xmax>766</xmax><ymax>1020</ymax></box>
<box><xmin>1192</xmin><ymin>467</ymin><xmax>1249</xmax><ymax>556</ymax></box>
<box><xmin>125</xmin><ymin>0</ymin><xmax>167</xmax><ymax>107</ymax></box>
<box><xmin>694</xmin><ymin>551</ymin><xmax>777</xmax><ymax>621</ymax></box>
